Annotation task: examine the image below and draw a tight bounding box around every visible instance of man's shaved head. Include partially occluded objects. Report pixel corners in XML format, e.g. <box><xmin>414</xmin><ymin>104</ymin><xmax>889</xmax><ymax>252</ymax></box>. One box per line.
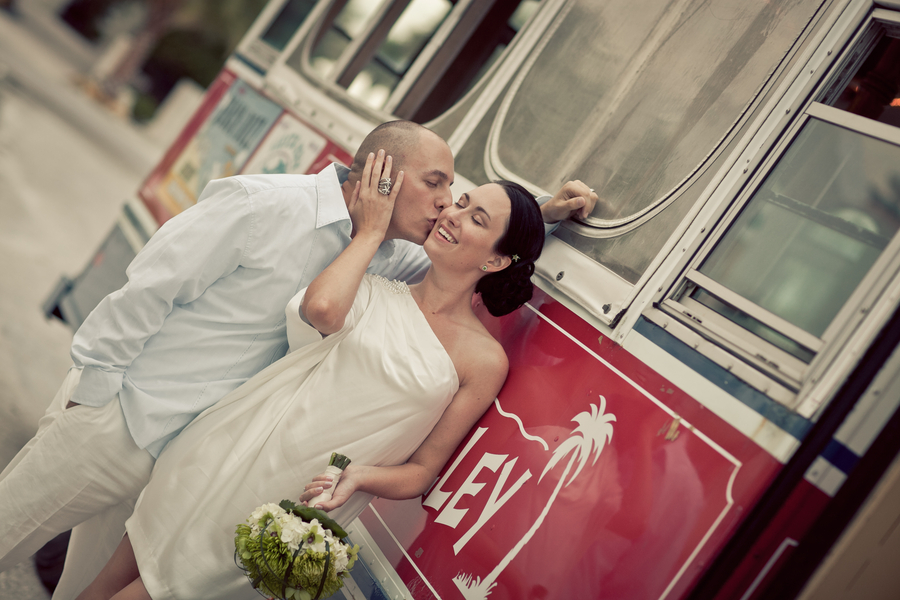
<box><xmin>349</xmin><ymin>120</ymin><xmax>431</xmax><ymax>181</ymax></box>
<box><xmin>345</xmin><ymin>119</ymin><xmax>455</xmax><ymax>244</ymax></box>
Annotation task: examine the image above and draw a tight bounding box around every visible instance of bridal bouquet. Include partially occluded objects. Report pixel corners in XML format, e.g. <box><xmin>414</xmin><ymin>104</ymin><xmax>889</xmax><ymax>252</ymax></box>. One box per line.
<box><xmin>235</xmin><ymin>456</ymin><xmax>359</xmax><ymax>600</ymax></box>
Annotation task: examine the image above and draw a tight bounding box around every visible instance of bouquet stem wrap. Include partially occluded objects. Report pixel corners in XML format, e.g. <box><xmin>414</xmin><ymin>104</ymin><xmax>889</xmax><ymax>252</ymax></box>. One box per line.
<box><xmin>308</xmin><ymin>465</ymin><xmax>343</xmax><ymax>507</ymax></box>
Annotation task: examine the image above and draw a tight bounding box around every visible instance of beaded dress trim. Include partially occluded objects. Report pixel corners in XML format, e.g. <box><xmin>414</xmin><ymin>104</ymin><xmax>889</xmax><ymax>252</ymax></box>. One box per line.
<box><xmin>371</xmin><ymin>275</ymin><xmax>410</xmax><ymax>295</ymax></box>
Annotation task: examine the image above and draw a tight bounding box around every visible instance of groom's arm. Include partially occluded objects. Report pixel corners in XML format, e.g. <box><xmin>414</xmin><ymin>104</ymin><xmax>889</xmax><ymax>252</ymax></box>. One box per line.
<box><xmin>69</xmin><ymin>178</ymin><xmax>252</xmax><ymax>408</ymax></box>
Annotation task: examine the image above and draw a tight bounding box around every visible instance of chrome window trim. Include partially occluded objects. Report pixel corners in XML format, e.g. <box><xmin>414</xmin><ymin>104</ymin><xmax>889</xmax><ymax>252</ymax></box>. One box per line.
<box><xmin>641</xmin><ymin>304</ymin><xmax>798</xmax><ymax>404</ymax></box>
<box><xmin>661</xmin><ymin>297</ymin><xmax>809</xmax><ymax>389</ymax></box>
<box><xmin>806</xmin><ymin>97</ymin><xmax>900</xmax><ymax>143</ymax></box>
<box><xmin>682</xmin><ymin>271</ymin><xmax>826</xmax><ymax>354</ymax></box>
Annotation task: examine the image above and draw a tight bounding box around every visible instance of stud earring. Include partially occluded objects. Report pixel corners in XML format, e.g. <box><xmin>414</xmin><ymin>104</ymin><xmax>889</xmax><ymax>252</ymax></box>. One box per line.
<box><xmin>481</xmin><ymin>265</ymin><xmax>488</xmax><ymax>271</ymax></box>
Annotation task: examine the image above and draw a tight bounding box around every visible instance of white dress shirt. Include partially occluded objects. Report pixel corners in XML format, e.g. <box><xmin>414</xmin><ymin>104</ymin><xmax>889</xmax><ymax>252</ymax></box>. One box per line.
<box><xmin>69</xmin><ymin>164</ymin><xmax>430</xmax><ymax>457</ymax></box>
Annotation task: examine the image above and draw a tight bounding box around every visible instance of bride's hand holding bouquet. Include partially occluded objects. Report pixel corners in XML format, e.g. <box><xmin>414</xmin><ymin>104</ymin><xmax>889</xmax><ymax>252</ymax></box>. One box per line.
<box><xmin>300</xmin><ymin>463</ymin><xmax>364</xmax><ymax>512</ymax></box>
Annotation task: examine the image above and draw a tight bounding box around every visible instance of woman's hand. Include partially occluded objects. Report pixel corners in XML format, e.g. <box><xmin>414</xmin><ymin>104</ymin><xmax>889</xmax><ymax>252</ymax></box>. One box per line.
<box><xmin>299</xmin><ymin>464</ymin><xmax>363</xmax><ymax>512</ymax></box>
<box><xmin>348</xmin><ymin>150</ymin><xmax>404</xmax><ymax>242</ymax></box>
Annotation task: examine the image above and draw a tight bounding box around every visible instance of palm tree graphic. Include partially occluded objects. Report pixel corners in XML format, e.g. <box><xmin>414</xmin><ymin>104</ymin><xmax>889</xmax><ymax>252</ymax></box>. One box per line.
<box><xmin>453</xmin><ymin>397</ymin><xmax>616</xmax><ymax>598</ymax></box>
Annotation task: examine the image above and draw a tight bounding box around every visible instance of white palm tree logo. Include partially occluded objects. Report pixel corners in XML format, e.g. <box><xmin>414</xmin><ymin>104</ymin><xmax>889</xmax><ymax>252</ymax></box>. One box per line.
<box><xmin>453</xmin><ymin>397</ymin><xmax>616</xmax><ymax>598</ymax></box>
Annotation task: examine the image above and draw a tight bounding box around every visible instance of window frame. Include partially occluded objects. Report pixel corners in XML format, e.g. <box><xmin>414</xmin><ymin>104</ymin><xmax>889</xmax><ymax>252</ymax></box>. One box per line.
<box><xmin>652</xmin><ymin>5</ymin><xmax>900</xmax><ymax>407</ymax></box>
<box><xmin>267</xmin><ymin>0</ymin><xmax>534</xmax><ymax>120</ymax></box>
<box><xmin>237</xmin><ymin>0</ymin><xmax>321</xmax><ymax>72</ymax></box>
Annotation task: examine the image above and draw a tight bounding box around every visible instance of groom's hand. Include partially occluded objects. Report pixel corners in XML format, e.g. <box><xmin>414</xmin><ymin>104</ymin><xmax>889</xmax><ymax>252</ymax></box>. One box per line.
<box><xmin>541</xmin><ymin>180</ymin><xmax>599</xmax><ymax>224</ymax></box>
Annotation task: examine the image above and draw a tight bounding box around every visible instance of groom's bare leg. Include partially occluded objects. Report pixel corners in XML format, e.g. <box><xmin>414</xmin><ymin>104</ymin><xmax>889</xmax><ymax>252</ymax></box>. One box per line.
<box><xmin>75</xmin><ymin>535</ymin><xmax>145</xmax><ymax>600</ymax></box>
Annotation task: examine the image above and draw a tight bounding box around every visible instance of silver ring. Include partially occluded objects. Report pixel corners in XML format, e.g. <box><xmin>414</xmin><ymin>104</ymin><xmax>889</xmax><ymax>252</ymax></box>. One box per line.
<box><xmin>378</xmin><ymin>177</ymin><xmax>392</xmax><ymax>195</ymax></box>
<box><xmin>589</xmin><ymin>188</ymin><xmax>595</xmax><ymax>193</ymax></box>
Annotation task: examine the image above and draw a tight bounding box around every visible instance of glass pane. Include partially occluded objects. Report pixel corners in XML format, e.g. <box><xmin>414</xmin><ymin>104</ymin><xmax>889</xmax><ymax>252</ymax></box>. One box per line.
<box><xmin>831</xmin><ymin>36</ymin><xmax>900</xmax><ymax>128</ymax></box>
<box><xmin>347</xmin><ymin>60</ymin><xmax>400</xmax><ymax>109</ymax></box>
<box><xmin>300</xmin><ymin>0</ymin><xmax>384</xmax><ymax>77</ymax></box>
<box><xmin>306</xmin><ymin>28</ymin><xmax>350</xmax><ymax>79</ymax></box>
<box><xmin>376</xmin><ymin>0</ymin><xmax>452</xmax><ymax>75</ymax></box>
<box><xmin>334</xmin><ymin>0</ymin><xmax>384</xmax><ymax>38</ymax></box>
<box><xmin>508</xmin><ymin>0</ymin><xmax>539</xmax><ymax>32</ymax></box>
<box><xmin>495</xmin><ymin>0</ymin><xmax>822</xmax><ymax>221</ymax></box>
<box><xmin>261</xmin><ymin>0</ymin><xmax>316</xmax><ymax>51</ymax></box>
<box><xmin>698</xmin><ymin>118</ymin><xmax>900</xmax><ymax>338</ymax></box>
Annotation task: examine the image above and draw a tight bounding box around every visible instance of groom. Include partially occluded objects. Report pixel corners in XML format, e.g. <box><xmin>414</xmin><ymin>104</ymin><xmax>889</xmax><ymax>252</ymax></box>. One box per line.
<box><xmin>0</xmin><ymin>120</ymin><xmax>596</xmax><ymax>597</ymax></box>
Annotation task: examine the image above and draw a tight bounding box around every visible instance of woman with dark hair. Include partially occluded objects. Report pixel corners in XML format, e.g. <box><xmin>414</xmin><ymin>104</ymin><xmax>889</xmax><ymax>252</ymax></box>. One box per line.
<box><xmin>76</xmin><ymin>154</ymin><xmax>545</xmax><ymax>600</ymax></box>
<box><xmin>476</xmin><ymin>180</ymin><xmax>545</xmax><ymax>317</ymax></box>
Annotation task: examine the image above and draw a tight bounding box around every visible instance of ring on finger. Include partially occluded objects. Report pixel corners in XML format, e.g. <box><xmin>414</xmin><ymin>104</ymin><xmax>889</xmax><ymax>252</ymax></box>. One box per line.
<box><xmin>378</xmin><ymin>177</ymin><xmax>392</xmax><ymax>195</ymax></box>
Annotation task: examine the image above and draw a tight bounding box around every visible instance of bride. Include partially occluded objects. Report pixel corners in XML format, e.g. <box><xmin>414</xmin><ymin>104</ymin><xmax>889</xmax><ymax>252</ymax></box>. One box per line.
<box><xmin>76</xmin><ymin>149</ymin><xmax>545</xmax><ymax>600</ymax></box>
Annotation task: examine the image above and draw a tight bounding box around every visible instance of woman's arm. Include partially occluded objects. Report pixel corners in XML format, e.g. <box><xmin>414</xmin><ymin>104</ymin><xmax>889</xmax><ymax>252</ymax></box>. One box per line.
<box><xmin>300</xmin><ymin>341</ymin><xmax>509</xmax><ymax>509</ymax></box>
<box><xmin>302</xmin><ymin>151</ymin><xmax>404</xmax><ymax>334</ymax></box>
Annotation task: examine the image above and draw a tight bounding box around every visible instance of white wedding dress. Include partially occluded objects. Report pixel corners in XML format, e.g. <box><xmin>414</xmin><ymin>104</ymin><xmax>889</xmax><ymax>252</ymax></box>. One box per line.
<box><xmin>126</xmin><ymin>275</ymin><xmax>459</xmax><ymax>599</ymax></box>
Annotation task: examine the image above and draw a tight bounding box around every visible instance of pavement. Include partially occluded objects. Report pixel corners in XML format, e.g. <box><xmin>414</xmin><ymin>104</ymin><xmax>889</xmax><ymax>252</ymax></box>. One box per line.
<box><xmin>0</xmin><ymin>7</ymin><xmax>168</xmax><ymax>597</ymax></box>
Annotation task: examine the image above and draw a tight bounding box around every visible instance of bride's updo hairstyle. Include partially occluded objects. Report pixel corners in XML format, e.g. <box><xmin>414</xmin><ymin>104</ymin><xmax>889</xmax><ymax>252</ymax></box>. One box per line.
<box><xmin>476</xmin><ymin>180</ymin><xmax>545</xmax><ymax>317</ymax></box>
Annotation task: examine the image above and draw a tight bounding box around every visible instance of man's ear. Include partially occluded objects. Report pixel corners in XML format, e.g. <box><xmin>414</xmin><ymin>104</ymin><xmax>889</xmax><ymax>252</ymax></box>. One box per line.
<box><xmin>486</xmin><ymin>254</ymin><xmax>512</xmax><ymax>272</ymax></box>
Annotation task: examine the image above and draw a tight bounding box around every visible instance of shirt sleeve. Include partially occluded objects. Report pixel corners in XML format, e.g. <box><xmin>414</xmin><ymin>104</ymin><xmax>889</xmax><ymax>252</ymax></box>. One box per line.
<box><xmin>535</xmin><ymin>194</ymin><xmax>560</xmax><ymax>235</ymax></box>
<box><xmin>69</xmin><ymin>177</ymin><xmax>254</xmax><ymax>407</ymax></box>
<box><xmin>376</xmin><ymin>241</ymin><xmax>432</xmax><ymax>284</ymax></box>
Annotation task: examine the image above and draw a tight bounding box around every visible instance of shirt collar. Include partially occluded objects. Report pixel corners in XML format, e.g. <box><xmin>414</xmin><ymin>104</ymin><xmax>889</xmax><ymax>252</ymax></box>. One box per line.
<box><xmin>315</xmin><ymin>164</ymin><xmax>351</xmax><ymax>232</ymax></box>
<box><xmin>315</xmin><ymin>163</ymin><xmax>397</xmax><ymax>259</ymax></box>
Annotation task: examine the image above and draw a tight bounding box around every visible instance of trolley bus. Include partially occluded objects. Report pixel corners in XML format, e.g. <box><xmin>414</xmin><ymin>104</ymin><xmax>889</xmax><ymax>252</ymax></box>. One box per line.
<box><xmin>46</xmin><ymin>0</ymin><xmax>900</xmax><ymax>598</ymax></box>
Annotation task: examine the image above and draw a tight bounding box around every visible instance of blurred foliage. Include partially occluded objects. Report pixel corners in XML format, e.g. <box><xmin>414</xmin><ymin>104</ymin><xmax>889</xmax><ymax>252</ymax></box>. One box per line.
<box><xmin>61</xmin><ymin>0</ymin><xmax>267</xmax><ymax>119</ymax></box>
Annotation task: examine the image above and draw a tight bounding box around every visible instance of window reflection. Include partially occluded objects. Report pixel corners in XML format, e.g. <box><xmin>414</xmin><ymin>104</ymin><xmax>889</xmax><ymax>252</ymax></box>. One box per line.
<box><xmin>347</xmin><ymin>0</ymin><xmax>452</xmax><ymax>109</ymax></box>
<box><xmin>832</xmin><ymin>36</ymin><xmax>900</xmax><ymax>128</ymax></box>
<box><xmin>697</xmin><ymin>117</ymin><xmax>900</xmax><ymax>344</ymax></box>
<box><xmin>308</xmin><ymin>28</ymin><xmax>348</xmax><ymax>78</ymax></box>
<box><xmin>261</xmin><ymin>0</ymin><xmax>316</xmax><ymax>51</ymax></box>
<box><xmin>335</xmin><ymin>0</ymin><xmax>384</xmax><ymax>38</ymax></box>
<box><xmin>308</xmin><ymin>0</ymin><xmax>385</xmax><ymax>78</ymax></box>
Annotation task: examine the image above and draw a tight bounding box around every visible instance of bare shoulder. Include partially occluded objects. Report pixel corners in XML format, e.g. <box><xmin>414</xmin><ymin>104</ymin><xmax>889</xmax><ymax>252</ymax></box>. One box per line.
<box><xmin>455</xmin><ymin>325</ymin><xmax>509</xmax><ymax>389</ymax></box>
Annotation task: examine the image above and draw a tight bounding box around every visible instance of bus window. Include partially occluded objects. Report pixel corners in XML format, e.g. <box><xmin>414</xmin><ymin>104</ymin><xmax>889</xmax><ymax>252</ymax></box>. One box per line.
<box><xmin>482</xmin><ymin>0</ymin><xmax>825</xmax><ymax>284</ymax></box>
<box><xmin>343</xmin><ymin>0</ymin><xmax>454</xmax><ymax>110</ymax></box>
<box><xmin>285</xmin><ymin>0</ymin><xmax>537</xmax><ymax>122</ymax></box>
<box><xmin>663</xmin><ymin>10</ymin><xmax>900</xmax><ymax>394</ymax></box>
<box><xmin>260</xmin><ymin>0</ymin><xmax>318</xmax><ymax>51</ymax></box>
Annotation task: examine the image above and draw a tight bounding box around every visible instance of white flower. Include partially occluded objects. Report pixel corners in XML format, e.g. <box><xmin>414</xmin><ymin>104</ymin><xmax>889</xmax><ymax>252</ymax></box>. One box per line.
<box><xmin>278</xmin><ymin>513</ymin><xmax>308</xmax><ymax>552</ymax></box>
<box><xmin>247</xmin><ymin>502</ymin><xmax>287</xmax><ymax>536</ymax></box>
<box><xmin>331</xmin><ymin>542</ymin><xmax>350</xmax><ymax>572</ymax></box>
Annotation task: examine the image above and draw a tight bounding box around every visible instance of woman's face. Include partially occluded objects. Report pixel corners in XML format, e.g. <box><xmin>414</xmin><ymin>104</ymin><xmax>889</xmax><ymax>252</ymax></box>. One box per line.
<box><xmin>425</xmin><ymin>183</ymin><xmax>512</xmax><ymax>273</ymax></box>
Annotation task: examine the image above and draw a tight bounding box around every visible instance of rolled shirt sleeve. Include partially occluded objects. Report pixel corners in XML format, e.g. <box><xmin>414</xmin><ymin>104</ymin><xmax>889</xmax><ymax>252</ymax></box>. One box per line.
<box><xmin>69</xmin><ymin>178</ymin><xmax>253</xmax><ymax>407</ymax></box>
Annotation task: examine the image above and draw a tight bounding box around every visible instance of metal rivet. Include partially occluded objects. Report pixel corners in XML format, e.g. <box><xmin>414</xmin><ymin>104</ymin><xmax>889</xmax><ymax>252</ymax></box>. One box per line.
<box><xmin>743</xmin><ymin>168</ymin><xmax>748</xmax><ymax>173</ymax></box>
<box><xmin>556</xmin><ymin>271</ymin><xmax>565</xmax><ymax>281</ymax></box>
<box><xmin>785</xmin><ymin>108</ymin><xmax>790</xmax><ymax>114</ymax></box>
